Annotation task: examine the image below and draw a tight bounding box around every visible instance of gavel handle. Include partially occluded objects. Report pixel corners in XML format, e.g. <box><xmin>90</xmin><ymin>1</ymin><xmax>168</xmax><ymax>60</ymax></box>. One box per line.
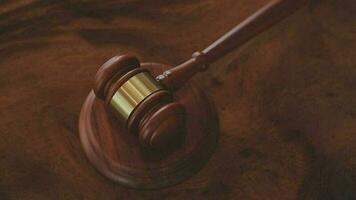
<box><xmin>157</xmin><ymin>0</ymin><xmax>307</xmax><ymax>91</ymax></box>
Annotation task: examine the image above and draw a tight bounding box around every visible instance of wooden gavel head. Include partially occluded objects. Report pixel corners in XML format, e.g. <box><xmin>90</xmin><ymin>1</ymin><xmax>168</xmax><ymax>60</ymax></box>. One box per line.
<box><xmin>93</xmin><ymin>55</ymin><xmax>186</xmax><ymax>149</ymax></box>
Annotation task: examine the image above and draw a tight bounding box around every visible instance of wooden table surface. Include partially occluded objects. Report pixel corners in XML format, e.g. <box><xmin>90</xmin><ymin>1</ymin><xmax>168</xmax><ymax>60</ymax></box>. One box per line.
<box><xmin>1</xmin><ymin>0</ymin><xmax>356</xmax><ymax>199</ymax></box>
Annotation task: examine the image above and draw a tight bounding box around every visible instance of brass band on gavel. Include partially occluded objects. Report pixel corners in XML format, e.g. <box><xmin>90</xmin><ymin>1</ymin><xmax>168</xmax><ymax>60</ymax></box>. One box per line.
<box><xmin>110</xmin><ymin>72</ymin><xmax>163</xmax><ymax>120</ymax></box>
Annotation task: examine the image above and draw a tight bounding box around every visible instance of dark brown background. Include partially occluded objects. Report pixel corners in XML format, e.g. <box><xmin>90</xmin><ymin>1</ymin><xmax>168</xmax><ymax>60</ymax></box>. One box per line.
<box><xmin>1</xmin><ymin>0</ymin><xmax>356</xmax><ymax>199</ymax></box>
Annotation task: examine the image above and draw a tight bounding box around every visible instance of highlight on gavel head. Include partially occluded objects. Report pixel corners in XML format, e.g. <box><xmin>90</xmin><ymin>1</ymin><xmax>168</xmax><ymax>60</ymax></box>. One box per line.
<box><xmin>93</xmin><ymin>55</ymin><xmax>186</xmax><ymax>149</ymax></box>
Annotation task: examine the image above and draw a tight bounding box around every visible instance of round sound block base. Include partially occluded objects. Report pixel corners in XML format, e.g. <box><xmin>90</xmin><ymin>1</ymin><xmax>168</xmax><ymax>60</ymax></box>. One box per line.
<box><xmin>79</xmin><ymin>63</ymin><xmax>219</xmax><ymax>189</ymax></box>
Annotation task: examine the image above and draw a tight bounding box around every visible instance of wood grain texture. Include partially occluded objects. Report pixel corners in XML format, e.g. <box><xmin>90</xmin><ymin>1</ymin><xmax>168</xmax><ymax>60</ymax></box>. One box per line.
<box><xmin>0</xmin><ymin>0</ymin><xmax>356</xmax><ymax>199</ymax></box>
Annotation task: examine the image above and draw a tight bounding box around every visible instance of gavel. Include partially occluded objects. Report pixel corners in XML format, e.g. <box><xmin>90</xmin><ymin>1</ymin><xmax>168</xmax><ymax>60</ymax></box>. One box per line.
<box><xmin>79</xmin><ymin>0</ymin><xmax>307</xmax><ymax>189</ymax></box>
<box><xmin>92</xmin><ymin>0</ymin><xmax>306</xmax><ymax>149</ymax></box>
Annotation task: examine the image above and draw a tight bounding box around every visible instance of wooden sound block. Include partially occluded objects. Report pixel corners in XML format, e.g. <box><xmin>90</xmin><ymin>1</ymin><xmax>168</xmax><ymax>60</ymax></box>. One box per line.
<box><xmin>79</xmin><ymin>63</ymin><xmax>219</xmax><ymax>189</ymax></box>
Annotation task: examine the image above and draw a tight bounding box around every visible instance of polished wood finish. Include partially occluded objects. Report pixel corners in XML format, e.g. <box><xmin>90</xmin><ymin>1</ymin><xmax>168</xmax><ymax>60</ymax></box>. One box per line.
<box><xmin>157</xmin><ymin>0</ymin><xmax>307</xmax><ymax>91</ymax></box>
<box><xmin>2</xmin><ymin>0</ymin><xmax>356</xmax><ymax>199</ymax></box>
<box><xmin>93</xmin><ymin>55</ymin><xmax>188</xmax><ymax>149</ymax></box>
<box><xmin>80</xmin><ymin>63</ymin><xmax>218</xmax><ymax>189</ymax></box>
<box><xmin>137</xmin><ymin>100</ymin><xmax>186</xmax><ymax>148</ymax></box>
